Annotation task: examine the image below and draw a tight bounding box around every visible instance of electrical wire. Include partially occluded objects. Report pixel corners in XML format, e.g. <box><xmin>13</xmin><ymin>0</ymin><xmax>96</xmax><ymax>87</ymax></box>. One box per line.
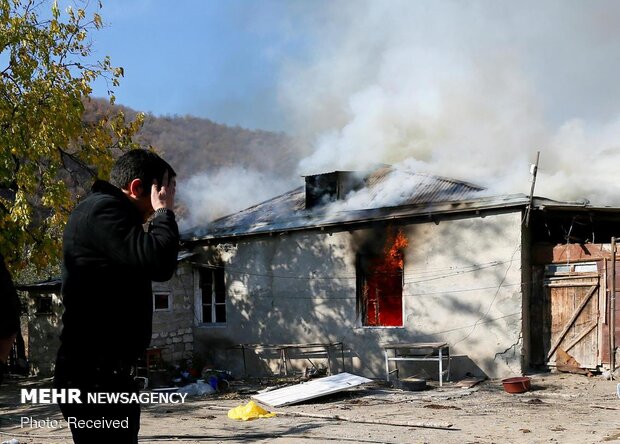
<box><xmin>426</xmin><ymin>312</ymin><xmax>521</xmax><ymax>336</ymax></box>
<box><xmin>184</xmin><ymin>234</ymin><xmax>532</xmax><ymax>352</ymax></box>
<box><xmin>188</xmin><ymin>258</ymin><xmax>519</xmax><ymax>283</ymax></box>
<box><xmin>450</xmin><ymin>242</ymin><xmax>522</xmax><ymax>347</ymax></box>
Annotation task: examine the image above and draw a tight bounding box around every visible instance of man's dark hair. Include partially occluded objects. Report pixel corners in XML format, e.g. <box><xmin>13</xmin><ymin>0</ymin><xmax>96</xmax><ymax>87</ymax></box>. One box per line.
<box><xmin>110</xmin><ymin>149</ymin><xmax>176</xmax><ymax>196</ymax></box>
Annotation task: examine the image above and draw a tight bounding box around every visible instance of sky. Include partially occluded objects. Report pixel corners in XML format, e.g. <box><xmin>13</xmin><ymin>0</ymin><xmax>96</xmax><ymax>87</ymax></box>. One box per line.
<box><xmin>88</xmin><ymin>0</ymin><xmax>309</xmax><ymax>131</ymax></box>
<box><xmin>77</xmin><ymin>0</ymin><xmax>620</xmax><ymax>221</ymax></box>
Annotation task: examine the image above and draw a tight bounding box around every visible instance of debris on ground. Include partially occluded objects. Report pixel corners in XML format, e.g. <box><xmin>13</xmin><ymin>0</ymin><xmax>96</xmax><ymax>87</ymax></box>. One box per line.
<box><xmin>227</xmin><ymin>400</ymin><xmax>276</xmax><ymax>421</ymax></box>
<box><xmin>252</xmin><ymin>372</ymin><xmax>373</xmax><ymax>407</ymax></box>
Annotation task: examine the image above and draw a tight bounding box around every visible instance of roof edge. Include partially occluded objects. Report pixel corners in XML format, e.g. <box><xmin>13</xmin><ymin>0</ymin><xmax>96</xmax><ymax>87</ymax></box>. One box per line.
<box><xmin>182</xmin><ymin>193</ymin><xmax>532</xmax><ymax>243</ymax></box>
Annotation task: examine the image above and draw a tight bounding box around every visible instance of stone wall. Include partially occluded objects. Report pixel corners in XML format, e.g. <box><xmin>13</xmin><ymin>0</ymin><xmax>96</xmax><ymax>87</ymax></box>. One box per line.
<box><xmin>150</xmin><ymin>266</ymin><xmax>195</xmax><ymax>366</ymax></box>
<box><xmin>25</xmin><ymin>291</ymin><xmax>63</xmax><ymax>376</ymax></box>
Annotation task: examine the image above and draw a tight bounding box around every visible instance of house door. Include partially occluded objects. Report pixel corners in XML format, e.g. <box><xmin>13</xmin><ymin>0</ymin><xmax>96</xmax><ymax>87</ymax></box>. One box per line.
<box><xmin>543</xmin><ymin>265</ymin><xmax>600</xmax><ymax>370</ymax></box>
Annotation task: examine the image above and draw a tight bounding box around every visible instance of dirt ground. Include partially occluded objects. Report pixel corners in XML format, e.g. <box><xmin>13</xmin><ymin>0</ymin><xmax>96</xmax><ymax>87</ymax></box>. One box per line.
<box><xmin>1</xmin><ymin>371</ymin><xmax>620</xmax><ymax>444</ymax></box>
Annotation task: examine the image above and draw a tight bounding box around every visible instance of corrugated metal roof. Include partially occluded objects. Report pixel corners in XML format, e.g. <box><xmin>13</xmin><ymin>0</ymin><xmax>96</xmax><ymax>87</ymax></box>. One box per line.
<box><xmin>361</xmin><ymin>166</ymin><xmax>484</xmax><ymax>206</ymax></box>
<box><xmin>182</xmin><ymin>193</ymin><xmax>527</xmax><ymax>242</ymax></box>
<box><xmin>181</xmin><ymin>166</ymin><xmax>610</xmax><ymax>243</ymax></box>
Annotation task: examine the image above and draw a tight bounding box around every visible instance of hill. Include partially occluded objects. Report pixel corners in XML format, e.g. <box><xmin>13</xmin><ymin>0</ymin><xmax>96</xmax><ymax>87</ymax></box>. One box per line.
<box><xmin>83</xmin><ymin>98</ymin><xmax>308</xmax><ymax>228</ymax></box>
<box><xmin>83</xmin><ymin>98</ymin><xmax>303</xmax><ymax>180</ymax></box>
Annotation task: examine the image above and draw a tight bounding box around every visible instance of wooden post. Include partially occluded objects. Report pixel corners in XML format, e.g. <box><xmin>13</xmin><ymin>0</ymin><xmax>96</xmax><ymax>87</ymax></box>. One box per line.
<box><xmin>525</xmin><ymin>151</ymin><xmax>540</xmax><ymax>227</ymax></box>
<box><xmin>611</xmin><ymin>237</ymin><xmax>616</xmax><ymax>373</ymax></box>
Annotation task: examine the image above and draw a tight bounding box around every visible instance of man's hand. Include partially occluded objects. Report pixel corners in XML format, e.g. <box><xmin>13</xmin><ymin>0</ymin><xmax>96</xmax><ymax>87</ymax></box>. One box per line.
<box><xmin>151</xmin><ymin>170</ymin><xmax>176</xmax><ymax>211</ymax></box>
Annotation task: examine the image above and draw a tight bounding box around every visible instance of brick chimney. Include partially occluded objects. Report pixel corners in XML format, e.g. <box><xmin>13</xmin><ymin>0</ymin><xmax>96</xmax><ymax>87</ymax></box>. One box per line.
<box><xmin>304</xmin><ymin>171</ymin><xmax>366</xmax><ymax>209</ymax></box>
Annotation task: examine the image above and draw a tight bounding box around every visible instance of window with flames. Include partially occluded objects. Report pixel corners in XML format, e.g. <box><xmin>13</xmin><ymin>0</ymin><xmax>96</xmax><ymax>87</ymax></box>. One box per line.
<box><xmin>357</xmin><ymin>228</ymin><xmax>408</xmax><ymax>327</ymax></box>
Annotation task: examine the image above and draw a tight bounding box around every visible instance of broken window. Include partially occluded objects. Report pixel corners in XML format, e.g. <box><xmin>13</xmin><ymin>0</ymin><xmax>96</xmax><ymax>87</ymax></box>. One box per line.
<box><xmin>199</xmin><ymin>266</ymin><xmax>226</xmax><ymax>324</ymax></box>
<box><xmin>356</xmin><ymin>229</ymin><xmax>407</xmax><ymax>327</ymax></box>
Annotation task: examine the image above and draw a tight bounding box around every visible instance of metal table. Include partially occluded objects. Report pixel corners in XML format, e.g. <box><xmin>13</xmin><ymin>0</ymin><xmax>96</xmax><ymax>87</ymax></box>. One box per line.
<box><xmin>231</xmin><ymin>342</ymin><xmax>345</xmax><ymax>377</ymax></box>
<box><xmin>382</xmin><ymin>342</ymin><xmax>450</xmax><ymax>386</ymax></box>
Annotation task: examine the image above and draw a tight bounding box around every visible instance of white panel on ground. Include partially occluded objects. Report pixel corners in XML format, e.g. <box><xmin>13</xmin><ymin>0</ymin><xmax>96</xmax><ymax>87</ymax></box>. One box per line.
<box><xmin>251</xmin><ymin>372</ymin><xmax>373</xmax><ymax>407</ymax></box>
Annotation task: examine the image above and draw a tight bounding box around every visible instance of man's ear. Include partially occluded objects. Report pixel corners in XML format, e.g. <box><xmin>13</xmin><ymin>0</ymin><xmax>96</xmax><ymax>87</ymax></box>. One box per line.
<box><xmin>127</xmin><ymin>178</ymin><xmax>144</xmax><ymax>198</ymax></box>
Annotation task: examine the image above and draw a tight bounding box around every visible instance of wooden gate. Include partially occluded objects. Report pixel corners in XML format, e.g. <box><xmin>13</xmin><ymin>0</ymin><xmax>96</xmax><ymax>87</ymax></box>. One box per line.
<box><xmin>543</xmin><ymin>271</ymin><xmax>600</xmax><ymax>370</ymax></box>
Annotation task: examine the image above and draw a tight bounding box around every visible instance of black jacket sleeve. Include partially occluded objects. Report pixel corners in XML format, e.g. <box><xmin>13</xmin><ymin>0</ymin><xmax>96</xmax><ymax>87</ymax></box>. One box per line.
<box><xmin>0</xmin><ymin>253</ymin><xmax>21</xmax><ymax>337</ymax></box>
<box><xmin>88</xmin><ymin>194</ymin><xmax>180</xmax><ymax>282</ymax></box>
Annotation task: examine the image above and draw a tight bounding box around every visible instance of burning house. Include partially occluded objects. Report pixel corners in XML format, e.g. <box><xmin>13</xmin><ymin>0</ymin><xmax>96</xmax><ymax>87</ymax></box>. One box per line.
<box><xmin>172</xmin><ymin>165</ymin><xmax>620</xmax><ymax>381</ymax></box>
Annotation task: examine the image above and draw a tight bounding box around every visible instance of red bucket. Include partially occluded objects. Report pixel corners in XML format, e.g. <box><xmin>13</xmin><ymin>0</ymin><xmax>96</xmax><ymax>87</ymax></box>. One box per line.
<box><xmin>501</xmin><ymin>376</ymin><xmax>531</xmax><ymax>394</ymax></box>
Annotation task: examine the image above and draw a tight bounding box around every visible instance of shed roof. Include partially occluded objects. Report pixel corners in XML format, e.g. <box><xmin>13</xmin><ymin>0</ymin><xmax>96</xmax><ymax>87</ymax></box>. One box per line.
<box><xmin>16</xmin><ymin>278</ymin><xmax>61</xmax><ymax>292</ymax></box>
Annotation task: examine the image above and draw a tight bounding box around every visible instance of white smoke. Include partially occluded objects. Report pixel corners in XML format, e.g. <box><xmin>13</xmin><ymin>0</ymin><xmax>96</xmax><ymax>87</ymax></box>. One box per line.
<box><xmin>325</xmin><ymin>162</ymin><xmax>481</xmax><ymax>213</ymax></box>
<box><xmin>177</xmin><ymin>167</ymin><xmax>296</xmax><ymax>230</ymax></box>
<box><xmin>278</xmin><ymin>0</ymin><xmax>620</xmax><ymax>206</ymax></box>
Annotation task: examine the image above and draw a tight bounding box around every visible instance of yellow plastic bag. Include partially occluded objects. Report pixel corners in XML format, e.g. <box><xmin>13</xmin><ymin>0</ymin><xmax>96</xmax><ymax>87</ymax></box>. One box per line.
<box><xmin>227</xmin><ymin>400</ymin><xmax>276</xmax><ymax>421</ymax></box>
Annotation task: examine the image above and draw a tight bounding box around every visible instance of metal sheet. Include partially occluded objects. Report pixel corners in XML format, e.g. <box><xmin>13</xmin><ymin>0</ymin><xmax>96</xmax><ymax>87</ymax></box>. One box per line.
<box><xmin>251</xmin><ymin>372</ymin><xmax>373</xmax><ymax>407</ymax></box>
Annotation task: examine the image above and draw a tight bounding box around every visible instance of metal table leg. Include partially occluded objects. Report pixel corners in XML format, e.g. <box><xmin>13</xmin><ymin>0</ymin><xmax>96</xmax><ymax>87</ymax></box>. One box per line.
<box><xmin>439</xmin><ymin>347</ymin><xmax>443</xmax><ymax>387</ymax></box>
<box><xmin>384</xmin><ymin>349</ymin><xmax>390</xmax><ymax>382</ymax></box>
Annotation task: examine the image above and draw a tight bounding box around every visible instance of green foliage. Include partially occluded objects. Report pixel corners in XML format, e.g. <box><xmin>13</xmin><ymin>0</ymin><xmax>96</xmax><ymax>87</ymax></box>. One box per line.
<box><xmin>0</xmin><ymin>0</ymin><xmax>143</xmax><ymax>276</ymax></box>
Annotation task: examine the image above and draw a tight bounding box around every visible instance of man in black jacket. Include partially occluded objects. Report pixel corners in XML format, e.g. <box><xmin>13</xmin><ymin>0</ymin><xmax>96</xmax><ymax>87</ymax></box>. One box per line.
<box><xmin>0</xmin><ymin>251</ymin><xmax>21</xmax><ymax>386</ymax></box>
<box><xmin>54</xmin><ymin>149</ymin><xmax>179</xmax><ymax>443</ymax></box>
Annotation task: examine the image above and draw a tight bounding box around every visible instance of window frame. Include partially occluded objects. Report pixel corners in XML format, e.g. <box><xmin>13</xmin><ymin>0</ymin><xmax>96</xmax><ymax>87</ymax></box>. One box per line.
<box><xmin>356</xmin><ymin>252</ymin><xmax>405</xmax><ymax>328</ymax></box>
<box><xmin>194</xmin><ymin>265</ymin><xmax>227</xmax><ymax>326</ymax></box>
<box><xmin>152</xmin><ymin>292</ymin><xmax>172</xmax><ymax>312</ymax></box>
<box><xmin>35</xmin><ymin>294</ymin><xmax>54</xmax><ymax>316</ymax></box>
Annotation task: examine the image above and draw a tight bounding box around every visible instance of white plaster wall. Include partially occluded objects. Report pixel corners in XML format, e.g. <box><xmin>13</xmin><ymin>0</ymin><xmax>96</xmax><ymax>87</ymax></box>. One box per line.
<box><xmin>193</xmin><ymin>233</ymin><xmax>359</xmax><ymax>376</ymax></box>
<box><xmin>401</xmin><ymin>212</ymin><xmax>524</xmax><ymax>378</ymax></box>
<box><xmin>192</xmin><ymin>210</ymin><xmax>524</xmax><ymax>380</ymax></box>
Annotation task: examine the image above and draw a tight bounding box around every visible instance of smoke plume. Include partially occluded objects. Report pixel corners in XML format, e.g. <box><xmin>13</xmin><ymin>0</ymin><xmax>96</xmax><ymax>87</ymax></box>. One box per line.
<box><xmin>179</xmin><ymin>1</ymin><xmax>620</xmax><ymax>228</ymax></box>
<box><xmin>278</xmin><ymin>0</ymin><xmax>620</xmax><ymax>206</ymax></box>
<box><xmin>177</xmin><ymin>167</ymin><xmax>296</xmax><ymax>231</ymax></box>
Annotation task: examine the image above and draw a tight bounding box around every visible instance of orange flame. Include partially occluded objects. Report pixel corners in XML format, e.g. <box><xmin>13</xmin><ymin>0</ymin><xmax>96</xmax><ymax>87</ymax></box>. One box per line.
<box><xmin>388</xmin><ymin>228</ymin><xmax>408</xmax><ymax>270</ymax></box>
<box><xmin>375</xmin><ymin>228</ymin><xmax>408</xmax><ymax>273</ymax></box>
<box><xmin>362</xmin><ymin>227</ymin><xmax>408</xmax><ymax>326</ymax></box>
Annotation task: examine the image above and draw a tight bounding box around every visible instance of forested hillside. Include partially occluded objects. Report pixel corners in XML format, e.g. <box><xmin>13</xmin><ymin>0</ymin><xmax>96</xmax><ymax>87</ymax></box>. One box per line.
<box><xmin>81</xmin><ymin>97</ymin><xmax>310</xmax><ymax>231</ymax></box>
<box><xmin>83</xmin><ymin>98</ymin><xmax>303</xmax><ymax>180</ymax></box>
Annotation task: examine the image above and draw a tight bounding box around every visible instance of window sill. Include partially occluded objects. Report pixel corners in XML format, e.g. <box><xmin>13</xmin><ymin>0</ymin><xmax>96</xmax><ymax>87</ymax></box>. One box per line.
<box><xmin>195</xmin><ymin>323</ymin><xmax>227</xmax><ymax>329</ymax></box>
<box><xmin>354</xmin><ymin>325</ymin><xmax>405</xmax><ymax>330</ymax></box>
